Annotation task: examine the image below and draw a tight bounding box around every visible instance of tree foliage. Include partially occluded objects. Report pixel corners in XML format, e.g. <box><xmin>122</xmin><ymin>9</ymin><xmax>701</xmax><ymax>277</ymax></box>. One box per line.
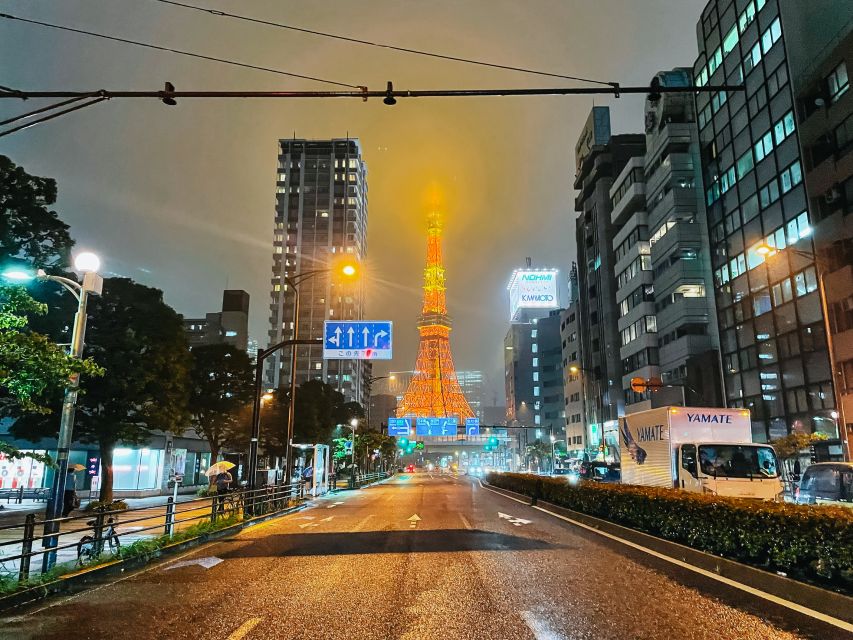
<box><xmin>11</xmin><ymin>278</ymin><xmax>191</xmax><ymax>502</ymax></box>
<box><xmin>188</xmin><ymin>344</ymin><xmax>255</xmax><ymax>468</ymax></box>
<box><xmin>770</xmin><ymin>431</ymin><xmax>830</xmax><ymax>459</ymax></box>
<box><xmin>0</xmin><ymin>284</ymin><xmax>102</xmax><ymax>414</ymax></box>
<box><xmin>0</xmin><ymin>155</ymin><xmax>74</xmax><ymax>269</ymax></box>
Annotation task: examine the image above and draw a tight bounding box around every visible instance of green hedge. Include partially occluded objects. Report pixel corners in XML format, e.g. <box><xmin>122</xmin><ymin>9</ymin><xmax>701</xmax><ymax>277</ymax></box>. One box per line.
<box><xmin>486</xmin><ymin>473</ymin><xmax>853</xmax><ymax>592</ymax></box>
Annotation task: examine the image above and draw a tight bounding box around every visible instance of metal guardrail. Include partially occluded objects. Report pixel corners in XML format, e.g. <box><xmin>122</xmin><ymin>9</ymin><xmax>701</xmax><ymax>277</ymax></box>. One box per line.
<box><xmin>348</xmin><ymin>471</ymin><xmax>391</xmax><ymax>489</ymax></box>
<box><xmin>0</xmin><ymin>481</ymin><xmax>305</xmax><ymax>584</ymax></box>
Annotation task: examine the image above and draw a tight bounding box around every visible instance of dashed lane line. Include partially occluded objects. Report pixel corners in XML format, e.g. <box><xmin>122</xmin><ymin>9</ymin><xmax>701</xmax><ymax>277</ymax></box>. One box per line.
<box><xmin>227</xmin><ymin>617</ymin><xmax>262</xmax><ymax>640</ymax></box>
<box><xmin>459</xmin><ymin>514</ymin><xmax>473</xmax><ymax>530</ymax></box>
<box><xmin>478</xmin><ymin>480</ymin><xmax>853</xmax><ymax>634</ymax></box>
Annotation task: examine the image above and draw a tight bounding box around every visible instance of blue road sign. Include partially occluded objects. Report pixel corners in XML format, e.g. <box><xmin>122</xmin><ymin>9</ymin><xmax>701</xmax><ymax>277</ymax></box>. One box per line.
<box><xmin>323</xmin><ymin>321</ymin><xmax>392</xmax><ymax>360</ymax></box>
<box><xmin>387</xmin><ymin>418</ymin><xmax>411</xmax><ymax>437</ymax></box>
<box><xmin>415</xmin><ymin>417</ymin><xmax>458</xmax><ymax>437</ymax></box>
<box><xmin>465</xmin><ymin>418</ymin><xmax>480</xmax><ymax>436</ymax></box>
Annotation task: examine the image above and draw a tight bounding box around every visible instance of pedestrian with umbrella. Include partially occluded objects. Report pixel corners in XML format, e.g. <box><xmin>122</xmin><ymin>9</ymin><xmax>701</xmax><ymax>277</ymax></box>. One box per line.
<box><xmin>62</xmin><ymin>464</ymin><xmax>85</xmax><ymax>517</ymax></box>
<box><xmin>205</xmin><ymin>461</ymin><xmax>235</xmax><ymax>513</ymax></box>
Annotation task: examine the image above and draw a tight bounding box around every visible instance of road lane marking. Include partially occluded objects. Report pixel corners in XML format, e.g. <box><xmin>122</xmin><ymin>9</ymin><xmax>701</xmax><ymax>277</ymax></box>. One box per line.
<box><xmin>498</xmin><ymin>512</ymin><xmax>532</xmax><ymax>526</ymax></box>
<box><xmin>165</xmin><ymin>556</ymin><xmax>222</xmax><ymax>571</ymax></box>
<box><xmin>298</xmin><ymin>522</ymin><xmax>318</xmax><ymax>529</ymax></box>
<box><xmin>227</xmin><ymin>617</ymin><xmax>262</xmax><ymax>640</ymax></box>
<box><xmin>480</xmin><ymin>482</ymin><xmax>853</xmax><ymax>633</ymax></box>
<box><xmin>459</xmin><ymin>514</ymin><xmax>472</xmax><ymax>530</ymax></box>
<box><xmin>408</xmin><ymin>514</ymin><xmax>421</xmax><ymax>529</ymax></box>
<box><xmin>296</xmin><ymin>516</ymin><xmax>316</xmax><ymax>520</ymax></box>
<box><xmin>319</xmin><ymin>516</ymin><xmax>334</xmax><ymax>522</ymax></box>
<box><xmin>327</xmin><ymin>502</ymin><xmax>344</xmax><ymax>509</ymax></box>
<box><xmin>521</xmin><ymin>611</ymin><xmax>563</xmax><ymax>640</ymax></box>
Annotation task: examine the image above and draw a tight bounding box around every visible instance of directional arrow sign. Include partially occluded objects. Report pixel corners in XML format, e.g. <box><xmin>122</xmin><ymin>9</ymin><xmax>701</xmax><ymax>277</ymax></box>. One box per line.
<box><xmin>323</xmin><ymin>321</ymin><xmax>393</xmax><ymax>360</ymax></box>
<box><xmin>407</xmin><ymin>514</ymin><xmax>421</xmax><ymax>522</ymax></box>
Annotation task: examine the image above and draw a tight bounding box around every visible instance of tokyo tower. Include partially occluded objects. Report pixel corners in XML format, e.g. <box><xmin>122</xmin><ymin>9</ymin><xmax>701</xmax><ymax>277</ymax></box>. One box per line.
<box><xmin>397</xmin><ymin>212</ymin><xmax>474</xmax><ymax>422</ymax></box>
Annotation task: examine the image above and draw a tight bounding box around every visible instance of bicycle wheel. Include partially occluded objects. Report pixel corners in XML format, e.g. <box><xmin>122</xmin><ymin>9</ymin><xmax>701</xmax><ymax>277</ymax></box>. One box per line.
<box><xmin>77</xmin><ymin>535</ymin><xmax>95</xmax><ymax>565</ymax></box>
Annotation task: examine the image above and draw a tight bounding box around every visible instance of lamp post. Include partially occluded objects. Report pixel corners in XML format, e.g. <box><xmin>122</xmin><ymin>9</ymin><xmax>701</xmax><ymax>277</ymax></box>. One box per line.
<box><xmin>756</xmin><ymin>243</ymin><xmax>850</xmax><ymax>461</ymax></box>
<box><xmin>3</xmin><ymin>253</ymin><xmax>103</xmax><ymax>571</ymax></box>
<box><xmin>271</xmin><ymin>259</ymin><xmax>359</xmax><ymax>485</ymax></box>
<box><xmin>549</xmin><ymin>432</ymin><xmax>557</xmax><ymax>475</ymax></box>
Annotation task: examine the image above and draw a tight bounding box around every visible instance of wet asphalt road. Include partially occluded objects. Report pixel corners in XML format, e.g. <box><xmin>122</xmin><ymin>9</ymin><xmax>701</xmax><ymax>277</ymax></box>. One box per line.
<box><xmin>1</xmin><ymin>473</ymin><xmax>846</xmax><ymax>640</ymax></box>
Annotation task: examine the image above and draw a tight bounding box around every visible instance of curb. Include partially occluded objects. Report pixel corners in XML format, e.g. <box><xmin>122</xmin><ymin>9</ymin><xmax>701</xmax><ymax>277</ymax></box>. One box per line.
<box><xmin>482</xmin><ymin>482</ymin><xmax>853</xmax><ymax>625</ymax></box>
<box><xmin>0</xmin><ymin>502</ymin><xmax>308</xmax><ymax>613</ymax></box>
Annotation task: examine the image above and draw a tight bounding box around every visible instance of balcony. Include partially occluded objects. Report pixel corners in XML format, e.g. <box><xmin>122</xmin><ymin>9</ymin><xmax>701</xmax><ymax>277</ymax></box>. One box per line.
<box><xmin>659</xmin><ymin>334</ymin><xmax>714</xmax><ymax>369</ymax></box>
<box><xmin>653</xmin><ymin>259</ymin><xmax>706</xmax><ymax>296</ymax></box>
<box><xmin>650</xmin><ymin>220</ymin><xmax>704</xmax><ymax>262</ymax></box>
<box><xmin>611</xmin><ymin>182</ymin><xmax>646</xmax><ymax>227</ymax></box>
<box><xmin>655</xmin><ymin>296</ymin><xmax>713</xmax><ymax>335</ymax></box>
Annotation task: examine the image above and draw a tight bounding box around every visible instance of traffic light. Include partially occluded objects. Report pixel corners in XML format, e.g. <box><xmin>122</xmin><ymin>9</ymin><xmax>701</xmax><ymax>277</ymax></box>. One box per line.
<box><xmin>397</xmin><ymin>437</ymin><xmax>409</xmax><ymax>449</ymax></box>
<box><xmin>415</xmin><ymin>441</ymin><xmax>425</xmax><ymax>450</ymax></box>
<box><xmin>488</xmin><ymin>436</ymin><xmax>499</xmax><ymax>447</ymax></box>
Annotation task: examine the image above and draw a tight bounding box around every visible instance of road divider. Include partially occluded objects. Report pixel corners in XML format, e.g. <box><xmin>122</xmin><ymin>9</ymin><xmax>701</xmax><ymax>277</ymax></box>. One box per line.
<box><xmin>481</xmin><ymin>478</ymin><xmax>853</xmax><ymax>632</ymax></box>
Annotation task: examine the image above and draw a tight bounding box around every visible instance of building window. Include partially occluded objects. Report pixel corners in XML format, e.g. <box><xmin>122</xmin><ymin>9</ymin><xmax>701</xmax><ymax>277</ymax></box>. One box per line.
<box><xmin>779</xmin><ymin>161</ymin><xmax>803</xmax><ymax>194</ymax></box>
<box><xmin>827</xmin><ymin>62</ymin><xmax>850</xmax><ymax>103</ymax></box>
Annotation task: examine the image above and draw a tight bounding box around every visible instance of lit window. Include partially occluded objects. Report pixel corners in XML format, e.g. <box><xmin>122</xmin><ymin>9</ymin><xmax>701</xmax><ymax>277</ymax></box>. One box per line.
<box><xmin>723</xmin><ymin>25</ymin><xmax>739</xmax><ymax>56</ymax></box>
<box><xmin>314</xmin><ymin>362</ymin><xmax>322</xmax><ymax>370</ymax></box>
<box><xmin>534</xmin><ymin>386</ymin><xmax>540</xmax><ymax>397</ymax></box>
<box><xmin>827</xmin><ymin>62</ymin><xmax>849</xmax><ymax>103</ymax></box>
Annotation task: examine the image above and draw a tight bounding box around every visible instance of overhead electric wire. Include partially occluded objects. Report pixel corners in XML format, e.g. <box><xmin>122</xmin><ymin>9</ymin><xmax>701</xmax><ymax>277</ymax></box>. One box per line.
<box><xmin>0</xmin><ymin>12</ymin><xmax>361</xmax><ymax>89</ymax></box>
<box><xmin>152</xmin><ymin>0</ymin><xmax>614</xmax><ymax>87</ymax></box>
<box><xmin>0</xmin><ymin>97</ymin><xmax>107</xmax><ymax>138</ymax></box>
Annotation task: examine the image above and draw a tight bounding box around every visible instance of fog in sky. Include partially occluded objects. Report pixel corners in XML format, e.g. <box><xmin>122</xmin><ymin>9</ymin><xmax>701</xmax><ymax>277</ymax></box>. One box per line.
<box><xmin>1</xmin><ymin>1</ymin><xmax>705</xmax><ymax>401</ymax></box>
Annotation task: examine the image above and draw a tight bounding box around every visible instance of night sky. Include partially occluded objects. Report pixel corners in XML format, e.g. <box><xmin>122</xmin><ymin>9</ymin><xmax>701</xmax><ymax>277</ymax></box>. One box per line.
<box><xmin>1</xmin><ymin>1</ymin><xmax>705</xmax><ymax>400</ymax></box>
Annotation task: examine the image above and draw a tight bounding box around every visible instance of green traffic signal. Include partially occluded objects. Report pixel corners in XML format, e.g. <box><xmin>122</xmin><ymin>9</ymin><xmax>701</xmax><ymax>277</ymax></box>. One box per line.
<box><xmin>397</xmin><ymin>437</ymin><xmax>409</xmax><ymax>449</ymax></box>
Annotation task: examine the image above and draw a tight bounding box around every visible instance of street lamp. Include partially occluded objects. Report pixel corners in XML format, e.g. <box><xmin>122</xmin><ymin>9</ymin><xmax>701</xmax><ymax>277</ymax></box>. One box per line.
<box><xmin>756</xmin><ymin>242</ymin><xmax>850</xmax><ymax>461</ymax></box>
<box><xmin>2</xmin><ymin>253</ymin><xmax>103</xmax><ymax>571</ymax></box>
<box><xmin>284</xmin><ymin>259</ymin><xmax>359</xmax><ymax>482</ymax></box>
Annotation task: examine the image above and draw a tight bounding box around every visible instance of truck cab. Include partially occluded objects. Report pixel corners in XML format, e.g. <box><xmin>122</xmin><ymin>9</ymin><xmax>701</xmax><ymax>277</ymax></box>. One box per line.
<box><xmin>677</xmin><ymin>442</ymin><xmax>782</xmax><ymax>500</ymax></box>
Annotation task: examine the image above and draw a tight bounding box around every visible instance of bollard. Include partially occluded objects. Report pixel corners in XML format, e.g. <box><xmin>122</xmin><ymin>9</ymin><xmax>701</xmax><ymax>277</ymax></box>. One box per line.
<box><xmin>165</xmin><ymin>497</ymin><xmax>175</xmax><ymax>538</ymax></box>
<box><xmin>19</xmin><ymin>514</ymin><xmax>36</xmax><ymax>582</ymax></box>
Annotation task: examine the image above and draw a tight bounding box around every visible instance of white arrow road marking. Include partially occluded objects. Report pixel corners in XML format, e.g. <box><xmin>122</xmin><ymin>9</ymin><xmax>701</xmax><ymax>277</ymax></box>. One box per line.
<box><xmin>319</xmin><ymin>516</ymin><xmax>334</xmax><ymax>522</ymax></box>
<box><xmin>298</xmin><ymin>522</ymin><xmax>319</xmax><ymax>529</ymax></box>
<box><xmin>296</xmin><ymin>515</ymin><xmax>316</xmax><ymax>520</ymax></box>
<box><xmin>498</xmin><ymin>512</ymin><xmax>532</xmax><ymax>527</ymax></box>
<box><xmin>408</xmin><ymin>514</ymin><xmax>421</xmax><ymax>528</ymax></box>
<box><xmin>408</xmin><ymin>514</ymin><xmax>421</xmax><ymax>521</ymax></box>
<box><xmin>165</xmin><ymin>556</ymin><xmax>222</xmax><ymax>571</ymax></box>
<box><xmin>327</xmin><ymin>501</ymin><xmax>344</xmax><ymax>509</ymax></box>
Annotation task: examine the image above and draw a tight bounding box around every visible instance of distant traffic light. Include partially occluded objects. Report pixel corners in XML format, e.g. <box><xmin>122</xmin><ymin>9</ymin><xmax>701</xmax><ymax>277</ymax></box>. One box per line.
<box><xmin>397</xmin><ymin>437</ymin><xmax>409</xmax><ymax>449</ymax></box>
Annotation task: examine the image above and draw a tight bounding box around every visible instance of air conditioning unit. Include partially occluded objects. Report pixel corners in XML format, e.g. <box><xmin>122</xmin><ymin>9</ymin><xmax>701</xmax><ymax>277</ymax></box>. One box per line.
<box><xmin>824</xmin><ymin>184</ymin><xmax>842</xmax><ymax>204</ymax></box>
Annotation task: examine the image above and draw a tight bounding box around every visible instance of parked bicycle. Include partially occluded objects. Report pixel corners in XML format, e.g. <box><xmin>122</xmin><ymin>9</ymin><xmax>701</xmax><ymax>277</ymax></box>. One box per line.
<box><xmin>77</xmin><ymin>515</ymin><xmax>121</xmax><ymax>565</ymax></box>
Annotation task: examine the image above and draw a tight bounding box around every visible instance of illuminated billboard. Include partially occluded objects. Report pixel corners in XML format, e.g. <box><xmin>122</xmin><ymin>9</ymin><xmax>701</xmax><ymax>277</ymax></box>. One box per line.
<box><xmin>507</xmin><ymin>269</ymin><xmax>559</xmax><ymax>320</ymax></box>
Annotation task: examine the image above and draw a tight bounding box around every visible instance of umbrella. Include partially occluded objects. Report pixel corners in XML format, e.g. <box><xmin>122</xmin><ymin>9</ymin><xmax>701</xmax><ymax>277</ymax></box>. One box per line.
<box><xmin>70</xmin><ymin>464</ymin><xmax>85</xmax><ymax>471</ymax></box>
<box><xmin>205</xmin><ymin>461</ymin><xmax>236</xmax><ymax>477</ymax></box>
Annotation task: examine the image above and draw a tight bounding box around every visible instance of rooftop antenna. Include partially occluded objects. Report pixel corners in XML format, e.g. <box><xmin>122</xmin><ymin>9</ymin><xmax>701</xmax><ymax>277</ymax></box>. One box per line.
<box><xmin>525</xmin><ymin>256</ymin><xmax>532</xmax><ymax>268</ymax></box>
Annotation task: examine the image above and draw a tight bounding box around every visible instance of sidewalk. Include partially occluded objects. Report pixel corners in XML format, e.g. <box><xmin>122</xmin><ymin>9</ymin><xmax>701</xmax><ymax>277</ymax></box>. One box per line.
<box><xmin>0</xmin><ymin>494</ymin><xmax>214</xmax><ymax>578</ymax></box>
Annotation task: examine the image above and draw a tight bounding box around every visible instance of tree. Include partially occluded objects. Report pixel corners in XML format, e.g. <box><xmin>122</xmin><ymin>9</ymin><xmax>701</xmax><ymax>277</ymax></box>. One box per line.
<box><xmin>293</xmin><ymin>380</ymin><xmax>364</xmax><ymax>445</ymax></box>
<box><xmin>0</xmin><ymin>155</ymin><xmax>74</xmax><ymax>269</ymax></box>
<box><xmin>0</xmin><ymin>284</ymin><xmax>102</xmax><ymax>415</ymax></box>
<box><xmin>526</xmin><ymin>439</ymin><xmax>552</xmax><ymax>472</ymax></box>
<box><xmin>187</xmin><ymin>344</ymin><xmax>255</xmax><ymax>479</ymax></box>
<box><xmin>11</xmin><ymin>278</ymin><xmax>191</xmax><ymax>503</ymax></box>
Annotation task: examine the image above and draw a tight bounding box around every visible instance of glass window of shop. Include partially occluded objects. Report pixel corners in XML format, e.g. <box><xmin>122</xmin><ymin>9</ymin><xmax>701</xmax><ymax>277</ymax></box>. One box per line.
<box><xmin>112</xmin><ymin>448</ymin><xmax>163</xmax><ymax>490</ymax></box>
<box><xmin>0</xmin><ymin>451</ymin><xmax>47</xmax><ymax>490</ymax></box>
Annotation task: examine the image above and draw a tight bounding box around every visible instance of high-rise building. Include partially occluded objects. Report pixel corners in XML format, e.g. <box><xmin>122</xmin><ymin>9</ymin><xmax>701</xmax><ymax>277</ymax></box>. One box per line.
<box><xmin>642</xmin><ymin>69</ymin><xmax>722</xmax><ymax>409</ymax></box>
<box><xmin>693</xmin><ymin>0</ymin><xmax>845</xmax><ymax>442</ymax></box>
<box><xmin>782</xmin><ymin>1</ymin><xmax>852</xmax><ymax>459</ymax></box>
<box><xmin>456</xmin><ymin>371</ymin><xmax>485</xmax><ymax>420</ymax></box>
<box><xmin>574</xmin><ymin>106</ymin><xmax>646</xmax><ymax>450</ymax></box>
<box><xmin>536</xmin><ymin>310</ymin><xmax>567</xmax><ymax>441</ymax></box>
<box><xmin>266</xmin><ymin>138</ymin><xmax>369</xmax><ymax>406</ymax></box>
<box><xmin>561</xmin><ymin>265</ymin><xmax>585</xmax><ymax>457</ymax></box>
<box><xmin>368</xmin><ymin>394</ymin><xmax>398</xmax><ymax>430</ymax></box>
<box><xmin>183</xmin><ymin>289</ymin><xmax>250</xmax><ymax>351</ymax></box>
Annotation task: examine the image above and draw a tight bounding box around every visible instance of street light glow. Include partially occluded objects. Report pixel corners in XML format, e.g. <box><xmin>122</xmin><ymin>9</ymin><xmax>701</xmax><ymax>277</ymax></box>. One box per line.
<box><xmin>1</xmin><ymin>268</ymin><xmax>34</xmax><ymax>281</ymax></box>
<box><xmin>350</xmin><ymin>418</ymin><xmax>358</xmax><ymax>427</ymax></box>
<box><xmin>73</xmin><ymin>252</ymin><xmax>101</xmax><ymax>273</ymax></box>
<box><xmin>755</xmin><ymin>243</ymin><xmax>776</xmax><ymax>257</ymax></box>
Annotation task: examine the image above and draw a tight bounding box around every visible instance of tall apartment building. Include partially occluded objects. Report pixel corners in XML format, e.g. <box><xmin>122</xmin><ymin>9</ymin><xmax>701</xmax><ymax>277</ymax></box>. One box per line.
<box><xmin>693</xmin><ymin>0</ymin><xmax>843</xmax><ymax>442</ymax></box>
<box><xmin>537</xmin><ymin>310</ymin><xmax>567</xmax><ymax>440</ymax></box>
<box><xmin>574</xmin><ymin>107</ymin><xmax>646</xmax><ymax>449</ymax></box>
<box><xmin>266</xmin><ymin>138</ymin><xmax>370</xmax><ymax>406</ymax></box>
<box><xmin>184</xmin><ymin>289</ymin><xmax>250</xmax><ymax>351</ymax></box>
<box><xmin>610</xmin><ymin>155</ymin><xmax>657</xmax><ymax>413</ymax></box>
<box><xmin>644</xmin><ymin>69</ymin><xmax>722</xmax><ymax>408</ymax></box>
<box><xmin>782</xmin><ymin>2</ymin><xmax>853</xmax><ymax>458</ymax></box>
<box><xmin>560</xmin><ymin>264</ymin><xmax>585</xmax><ymax>457</ymax></box>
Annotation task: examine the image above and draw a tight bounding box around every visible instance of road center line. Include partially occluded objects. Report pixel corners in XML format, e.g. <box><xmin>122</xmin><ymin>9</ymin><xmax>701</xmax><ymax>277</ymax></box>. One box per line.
<box><xmin>227</xmin><ymin>617</ymin><xmax>262</xmax><ymax>640</ymax></box>
<box><xmin>479</xmin><ymin>481</ymin><xmax>853</xmax><ymax>633</ymax></box>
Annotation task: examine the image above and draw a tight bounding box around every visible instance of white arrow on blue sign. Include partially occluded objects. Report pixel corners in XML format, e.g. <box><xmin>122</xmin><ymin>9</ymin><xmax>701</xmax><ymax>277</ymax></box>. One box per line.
<box><xmin>416</xmin><ymin>417</ymin><xmax>458</xmax><ymax>436</ymax></box>
<box><xmin>323</xmin><ymin>321</ymin><xmax>392</xmax><ymax>360</ymax></box>
<box><xmin>388</xmin><ymin>418</ymin><xmax>411</xmax><ymax>437</ymax></box>
<box><xmin>465</xmin><ymin>418</ymin><xmax>480</xmax><ymax>436</ymax></box>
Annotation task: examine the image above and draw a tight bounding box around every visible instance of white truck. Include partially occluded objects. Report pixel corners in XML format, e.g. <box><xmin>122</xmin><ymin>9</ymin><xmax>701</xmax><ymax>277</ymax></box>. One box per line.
<box><xmin>618</xmin><ymin>407</ymin><xmax>783</xmax><ymax>500</ymax></box>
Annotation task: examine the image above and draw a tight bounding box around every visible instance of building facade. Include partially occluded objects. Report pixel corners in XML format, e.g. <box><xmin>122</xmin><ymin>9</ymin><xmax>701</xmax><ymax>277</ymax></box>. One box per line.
<box><xmin>644</xmin><ymin>69</ymin><xmax>722</xmax><ymax>408</ymax></box>
<box><xmin>574</xmin><ymin>106</ymin><xmax>646</xmax><ymax>450</ymax></box>
<box><xmin>183</xmin><ymin>289</ymin><xmax>250</xmax><ymax>351</ymax></box>
<box><xmin>694</xmin><ymin>0</ymin><xmax>843</xmax><ymax>442</ymax></box>
<box><xmin>266</xmin><ymin>138</ymin><xmax>370</xmax><ymax>406</ymax></box>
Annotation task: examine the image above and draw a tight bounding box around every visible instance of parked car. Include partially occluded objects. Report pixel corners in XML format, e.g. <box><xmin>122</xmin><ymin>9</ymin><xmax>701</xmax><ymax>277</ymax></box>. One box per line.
<box><xmin>795</xmin><ymin>462</ymin><xmax>853</xmax><ymax>506</ymax></box>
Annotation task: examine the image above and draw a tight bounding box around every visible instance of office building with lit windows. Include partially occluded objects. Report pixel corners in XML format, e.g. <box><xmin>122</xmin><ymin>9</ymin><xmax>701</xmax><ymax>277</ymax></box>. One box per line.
<box><xmin>266</xmin><ymin>138</ymin><xmax>370</xmax><ymax>405</ymax></box>
<box><xmin>693</xmin><ymin>0</ymin><xmax>848</xmax><ymax>443</ymax></box>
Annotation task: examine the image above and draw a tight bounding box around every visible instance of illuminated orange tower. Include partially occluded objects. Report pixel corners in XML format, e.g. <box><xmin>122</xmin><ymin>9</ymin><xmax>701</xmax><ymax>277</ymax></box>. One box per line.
<box><xmin>397</xmin><ymin>212</ymin><xmax>474</xmax><ymax>421</ymax></box>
